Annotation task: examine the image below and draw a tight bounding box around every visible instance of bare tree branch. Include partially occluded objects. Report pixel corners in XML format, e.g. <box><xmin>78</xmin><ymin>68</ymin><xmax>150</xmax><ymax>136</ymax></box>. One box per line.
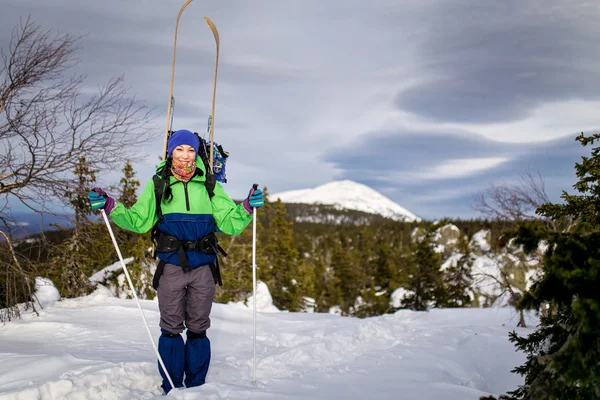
<box><xmin>472</xmin><ymin>168</ymin><xmax>551</xmax><ymax>223</ymax></box>
<box><xmin>0</xmin><ymin>17</ymin><xmax>157</xmax><ymax>320</ymax></box>
<box><xmin>0</xmin><ymin>17</ymin><xmax>157</xmax><ymax>230</ymax></box>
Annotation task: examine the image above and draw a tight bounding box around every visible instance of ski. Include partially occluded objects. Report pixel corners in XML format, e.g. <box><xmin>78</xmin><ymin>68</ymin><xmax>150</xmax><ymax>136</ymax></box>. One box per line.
<box><xmin>204</xmin><ymin>16</ymin><xmax>220</xmax><ymax>170</ymax></box>
<box><xmin>160</xmin><ymin>2</ymin><xmax>221</xmax><ymax>176</ymax></box>
<box><xmin>162</xmin><ymin>0</ymin><xmax>194</xmax><ymax>158</ymax></box>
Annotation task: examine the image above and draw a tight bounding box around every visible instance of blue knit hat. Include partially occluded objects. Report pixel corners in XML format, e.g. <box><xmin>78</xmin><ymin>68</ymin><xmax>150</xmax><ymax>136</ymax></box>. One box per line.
<box><xmin>167</xmin><ymin>129</ymin><xmax>200</xmax><ymax>157</ymax></box>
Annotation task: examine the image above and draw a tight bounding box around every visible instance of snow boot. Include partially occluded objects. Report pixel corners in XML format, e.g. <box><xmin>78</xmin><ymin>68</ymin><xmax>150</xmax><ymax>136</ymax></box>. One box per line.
<box><xmin>158</xmin><ymin>329</ymin><xmax>185</xmax><ymax>394</ymax></box>
<box><xmin>184</xmin><ymin>330</ymin><xmax>211</xmax><ymax>388</ymax></box>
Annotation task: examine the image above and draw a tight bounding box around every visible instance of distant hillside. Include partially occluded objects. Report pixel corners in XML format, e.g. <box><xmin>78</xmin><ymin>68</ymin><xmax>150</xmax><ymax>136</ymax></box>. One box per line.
<box><xmin>272</xmin><ymin>180</ymin><xmax>420</xmax><ymax>222</ymax></box>
<box><xmin>282</xmin><ymin>203</ymin><xmax>398</xmax><ymax>225</ymax></box>
<box><xmin>3</xmin><ymin>212</ymin><xmax>73</xmax><ymax>239</ymax></box>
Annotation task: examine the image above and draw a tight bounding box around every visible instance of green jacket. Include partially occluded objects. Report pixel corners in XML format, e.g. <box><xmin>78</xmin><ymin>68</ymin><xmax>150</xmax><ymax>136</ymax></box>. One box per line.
<box><xmin>110</xmin><ymin>156</ymin><xmax>252</xmax><ymax>267</ymax></box>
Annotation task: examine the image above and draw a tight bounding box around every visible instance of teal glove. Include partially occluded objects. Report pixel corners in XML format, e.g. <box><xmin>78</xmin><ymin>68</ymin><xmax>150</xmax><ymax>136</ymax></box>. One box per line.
<box><xmin>88</xmin><ymin>188</ymin><xmax>116</xmax><ymax>213</ymax></box>
<box><xmin>243</xmin><ymin>186</ymin><xmax>264</xmax><ymax>213</ymax></box>
<box><xmin>249</xmin><ymin>189</ymin><xmax>264</xmax><ymax>207</ymax></box>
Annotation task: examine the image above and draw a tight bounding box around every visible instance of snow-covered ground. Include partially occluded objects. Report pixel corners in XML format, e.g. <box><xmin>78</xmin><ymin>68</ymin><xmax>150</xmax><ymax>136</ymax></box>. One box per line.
<box><xmin>0</xmin><ymin>283</ymin><xmax>534</xmax><ymax>400</ymax></box>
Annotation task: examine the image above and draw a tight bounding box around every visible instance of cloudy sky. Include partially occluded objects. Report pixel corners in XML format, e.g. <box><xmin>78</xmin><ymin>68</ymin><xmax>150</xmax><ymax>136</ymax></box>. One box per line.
<box><xmin>2</xmin><ymin>0</ymin><xmax>599</xmax><ymax>219</ymax></box>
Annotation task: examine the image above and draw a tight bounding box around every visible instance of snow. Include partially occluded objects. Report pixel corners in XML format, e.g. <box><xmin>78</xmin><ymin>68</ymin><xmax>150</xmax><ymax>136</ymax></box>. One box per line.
<box><xmin>470</xmin><ymin>230</ymin><xmax>491</xmax><ymax>252</ymax></box>
<box><xmin>0</xmin><ymin>280</ymin><xmax>535</xmax><ymax>400</ymax></box>
<box><xmin>390</xmin><ymin>287</ymin><xmax>415</xmax><ymax>308</ymax></box>
<box><xmin>441</xmin><ymin>253</ymin><xmax>464</xmax><ymax>271</ymax></box>
<box><xmin>301</xmin><ymin>297</ymin><xmax>316</xmax><ymax>313</ymax></box>
<box><xmin>434</xmin><ymin>223</ymin><xmax>460</xmax><ymax>241</ymax></box>
<box><xmin>228</xmin><ymin>281</ymin><xmax>280</xmax><ymax>313</ymax></box>
<box><xmin>471</xmin><ymin>255</ymin><xmax>503</xmax><ymax>300</ymax></box>
<box><xmin>89</xmin><ymin>257</ymin><xmax>134</xmax><ymax>283</ymax></box>
<box><xmin>538</xmin><ymin>240</ymin><xmax>549</xmax><ymax>254</ymax></box>
<box><xmin>525</xmin><ymin>269</ymin><xmax>542</xmax><ymax>291</ymax></box>
<box><xmin>271</xmin><ymin>180</ymin><xmax>421</xmax><ymax>222</ymax></box>
<box><xmin>33</xmin><ymin>277</ymin><xmax>60</xmax><ymax>308</ymax></box>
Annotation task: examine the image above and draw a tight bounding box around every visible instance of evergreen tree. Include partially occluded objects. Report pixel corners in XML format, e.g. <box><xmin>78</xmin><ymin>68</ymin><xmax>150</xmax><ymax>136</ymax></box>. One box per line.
<box><xmin>113</xmin><ymin>161</ymin><xmax>154</xmax><ymax>299</ymax></box>
<box><xmin>216</xmin><ymin>187</ymin><xmax>267</xmax><ymax>305</ymax></box>
<box><xmin>259</xmin><ymin>198</ymin><xmax>303</xmax><ymax>311</ymax></box>
<box><xmin>355</xmin><ymin>283</ymin><xmax>391</xmax><ymax>318</ymax></box>
<box><xmin>214</xmin><ymin>216</ymin><xmax>255</xmax><ymax>304</ymax></box>
<box><xmin>371</xmin><ymin>230</ymin><xmax>395</xmax><ymax>289</ymax></box>
<box><xmin>355</xmin><ymin>230</ymin><xmax>398</xmax><ymax>317</ymax></box>
<box><xmin>68</xmin><ymin>156</ymin><xmax>98</xmax><ymax>237</ymax></box>
<box><xmin>403</xmin><ymin>226</ymin><xmax>443</xmax><ymax>311</ymax></box>
<box><xmin>295</xmin><ymin>257</ymin><xmax>315</xmax><ymax>311</ymax></box>
<box><xmin>438</xmin><ymin>237</ymin><xmax>474</xmax><ymax>308</ymax></box>
<box><xmin>331</xmin><ymin>234</ymin><xmax>363</xmax><ymax>315</ymax></box>
<box><xmin>118</xmin><ymin>160</ymin><xmax>140</xmax><ymax>207</ymax></box>
<box><xmin>312</xmin><ymin>237</ymin><xmax>341</xmax><ymax>313</ymax></box>
<box><xmin>46</xmin><ymin>156</ymin><xmax>101</xmax><ymax>297</ymax></box>
<box><xmin>484</xmin><ymin>133</ymin><xmax>600</xmax><ymax>400</ymax></box>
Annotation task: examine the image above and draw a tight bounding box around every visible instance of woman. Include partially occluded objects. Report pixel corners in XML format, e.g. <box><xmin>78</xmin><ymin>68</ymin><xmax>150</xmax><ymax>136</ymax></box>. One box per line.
<box><xmin>88</xmin><ymin>129</ymin><xmax>264</xmax><ymax>393</ymax></box>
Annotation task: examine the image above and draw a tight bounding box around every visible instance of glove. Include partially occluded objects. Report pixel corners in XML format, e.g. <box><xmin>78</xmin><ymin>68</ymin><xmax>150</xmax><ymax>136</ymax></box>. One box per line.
<box><xmin>243</xmin><ymin>186</ymin><xmax>264</xmax><ymax>213</ymax></box>
<box><xmin>88</xmin><ymin>187</ymin><xmax>116</xmax><ymax>214</ymax></box>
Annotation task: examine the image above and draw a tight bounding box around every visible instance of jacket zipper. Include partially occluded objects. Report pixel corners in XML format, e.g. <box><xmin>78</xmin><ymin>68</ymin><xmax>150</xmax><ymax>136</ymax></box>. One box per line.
<box><xmin>183</xmin><ymin>182</ymin><xmax>190</xmax><ymax>211</ymax></box>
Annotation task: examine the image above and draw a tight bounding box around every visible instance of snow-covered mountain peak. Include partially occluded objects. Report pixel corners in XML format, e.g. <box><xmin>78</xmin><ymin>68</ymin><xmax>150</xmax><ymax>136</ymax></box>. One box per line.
<box><xmin>271</xmin><ymin>180</ymin><xmax>420</xmax><ymax>222</ymax></box>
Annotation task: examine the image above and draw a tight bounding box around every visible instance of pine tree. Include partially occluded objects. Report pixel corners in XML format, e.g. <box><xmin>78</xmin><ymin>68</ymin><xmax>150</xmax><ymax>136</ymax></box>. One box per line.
<box><xmin>484</xmin><ymin>133</ymin><xmax>600</xmax><ymax>400</ymax></box>
<box><xmin>331</xmin><ymin>234</ymin><xmax>363</xmax><ymax>315</ymax></box>
<box><xmin>403</xmin><ymin>226</ymin><xmax>443</xmax><ymax>311</ymax></box>
<box><xmin>118</xmin><ymin>160</ymin><xmax>140</xmax><ymax>208</ymax></box>
<box><xmin>355</xmin><ymin>283</ymin><xmax>391</xmax><ymax>318</ymax></box>
<box><xmin>215</xmin><ymin>187</ymin><xmax>268</xmax><ymax>305</ymax></box>
<box><xmin>439</xmin><ymin>237</ymin><xmax>474</xmax><ymax>308</ymax></box>
<box><xmin>259</xmin><ymin>198</ymin><xmax>304</xmax><ymax>311</ymax></box>
<box><xmin>113</xmin><ymin>161</ymin><xmax>154</xmax><ymax>299</ymax></box>
<box><xmin>46</xmin><ymin>156</ymin><xmax>101</xmax><ymax>297</ymax></box>
<box><xmin>312</xmin><ymin>237</ymin><xmax>341</xmax><ymax>313</ymax></box>
<box><xmin>356</xmin><ymin>229</ymin><xmax>397</xmax><ymax>317</ymax></box>
<box><xmin>68</xmin><ymin>156</ymin><xmax>98</xmax><ymax>238</ymax></box>
<box><xmin>214</xmin><ymin>217</ymin><xmax>255</xmax><ymax>304</ymax></box>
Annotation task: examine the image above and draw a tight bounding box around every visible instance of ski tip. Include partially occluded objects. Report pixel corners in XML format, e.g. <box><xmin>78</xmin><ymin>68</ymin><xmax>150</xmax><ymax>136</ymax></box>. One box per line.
<box><xmin>204</xmin><ymin>16</ymin><xmax>220</xmax><ymax>42</ymax></box>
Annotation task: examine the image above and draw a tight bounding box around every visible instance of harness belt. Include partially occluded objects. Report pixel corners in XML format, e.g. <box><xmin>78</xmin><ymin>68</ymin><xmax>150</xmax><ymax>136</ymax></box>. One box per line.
<box><xmin>156</xmin><ymin>231</ymin><xmax>224</xmax><ymax>254</ymax></box>
<box><xmin>153</xmin><ymin>231</ymin><xmax>226</xmax><ymax>288</ymax></box>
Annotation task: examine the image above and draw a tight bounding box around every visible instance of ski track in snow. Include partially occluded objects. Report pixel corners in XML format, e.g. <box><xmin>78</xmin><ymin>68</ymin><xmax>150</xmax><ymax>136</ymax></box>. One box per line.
<box><xmin>0</xmin><ymin>287</ymin><xmax>533</xmax><ymax>400</ymax></box>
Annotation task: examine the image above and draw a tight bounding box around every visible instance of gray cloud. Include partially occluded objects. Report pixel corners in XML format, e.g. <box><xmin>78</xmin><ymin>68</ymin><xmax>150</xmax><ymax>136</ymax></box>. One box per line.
<box><xmin>395</xmin><ymin>0</ymin><xmax>600</xmax><ymax>123</ymax></box>
<box><xmin>326</xmin><ymin>130</ymin><xmax>516</xmax><ymax>174</ymax></box>
<box><xmin>325</xmin><ymin>130</ymin><xmax>588</xmax><ymax>219</ymax></box>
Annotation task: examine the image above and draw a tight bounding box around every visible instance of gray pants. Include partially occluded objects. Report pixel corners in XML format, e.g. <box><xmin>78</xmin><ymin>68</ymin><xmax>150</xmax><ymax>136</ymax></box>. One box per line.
<box><xmin>157</xmin><ymin>263</ymin><xmax>216</xmax><ymax>334</ymax></box>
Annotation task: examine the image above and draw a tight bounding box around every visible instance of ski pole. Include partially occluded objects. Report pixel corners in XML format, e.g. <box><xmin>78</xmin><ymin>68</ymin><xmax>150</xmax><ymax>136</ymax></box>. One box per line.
<box><xmin>251</xmin><ymin>183</ymin><xmax>258</xmax><ymax>386</ymax></box>
<box><xmin>100</xmin><ymin>209</ymin><xmax>176</xmax><ymax>392</ymax></box>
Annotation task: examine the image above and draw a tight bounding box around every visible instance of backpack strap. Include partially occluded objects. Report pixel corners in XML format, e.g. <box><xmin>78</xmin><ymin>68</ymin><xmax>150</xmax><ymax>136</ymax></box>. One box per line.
<box><xmin>151</xmin><ymin>174</ymin><xmax>165</xmax><ymax>259</ymax></box>
<box><xmin>152</xmin><ymin>174</ymin><xmax>165</xmax><ymax>222</ymax></box>
<box><xmin>205</xmin><ymin>174</ymin><xmax>216</xmax><ymax>199</ymax></box>
<box><xmin>196</xmin><ymin>135</ymin><xmax>216</xmax><ymax>199</ymax></box>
